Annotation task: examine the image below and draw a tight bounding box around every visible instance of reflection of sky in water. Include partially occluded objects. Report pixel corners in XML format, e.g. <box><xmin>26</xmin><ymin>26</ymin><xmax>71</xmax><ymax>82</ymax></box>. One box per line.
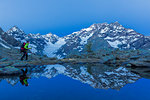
<box><xmin>0</xmin><ymin>64</ymin><xmax>150</xmax><ymax>100</ymax></box>
<box><xmin>0</xmin><ymin>76</ymin><xmax>150</xmax><ymax>100</ymax></box>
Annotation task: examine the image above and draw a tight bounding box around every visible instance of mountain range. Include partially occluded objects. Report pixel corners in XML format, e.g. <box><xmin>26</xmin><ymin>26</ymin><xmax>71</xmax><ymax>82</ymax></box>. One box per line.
<box><xmin>0</xmin><ymin>22</ymin><xmax>150</xmax><ymax>58</ymax></box>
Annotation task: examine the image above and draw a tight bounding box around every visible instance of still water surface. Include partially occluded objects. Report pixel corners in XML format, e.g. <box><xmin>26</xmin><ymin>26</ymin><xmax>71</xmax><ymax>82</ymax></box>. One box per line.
<box><xmin>0</xmin><ymin>64</ymin><xmax>150</xmax><ymax>100</ymax></box>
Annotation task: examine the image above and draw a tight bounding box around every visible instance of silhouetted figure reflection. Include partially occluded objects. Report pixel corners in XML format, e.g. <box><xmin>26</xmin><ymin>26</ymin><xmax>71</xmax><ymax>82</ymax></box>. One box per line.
<box><xmin>20</xmin><ymin>68</ymin><xmax>29</xmax><ymax>86</ymax></box>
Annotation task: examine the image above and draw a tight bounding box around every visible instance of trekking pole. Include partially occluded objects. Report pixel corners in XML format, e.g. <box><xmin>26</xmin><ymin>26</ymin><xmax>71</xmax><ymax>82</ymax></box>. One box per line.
<box><xmin>28</xmin><ymin>45</ymin><xmax>32</xmax><ymax>60</ymax></box>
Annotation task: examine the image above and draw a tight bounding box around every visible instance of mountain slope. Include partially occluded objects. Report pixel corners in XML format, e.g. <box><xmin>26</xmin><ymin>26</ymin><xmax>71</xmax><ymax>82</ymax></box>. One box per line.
<box><xmin>0</xmin><ymin>27</ymin><xmax>19</xmax><ymax>49</ymax></box>
<box><xmin>1</xmin><ymin>22</ymin><xmax>150</xmax><ymax>58</ymax></box>
<box><xmin>55</xmin><ymin>22</ymin><xmax>150</xmax><ymax>57</ymax></box>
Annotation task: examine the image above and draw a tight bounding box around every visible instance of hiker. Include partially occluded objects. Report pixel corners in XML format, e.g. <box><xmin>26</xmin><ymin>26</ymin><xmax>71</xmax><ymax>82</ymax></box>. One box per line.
<box><xmin>20</xmin><ymin>41</ymin><xmax>31</xmax><ymax>61</ymax></box>
<box><xmin>19</xmin><ymin>68</ymin><xmax>29</xmax><ymax>86</ymax></box>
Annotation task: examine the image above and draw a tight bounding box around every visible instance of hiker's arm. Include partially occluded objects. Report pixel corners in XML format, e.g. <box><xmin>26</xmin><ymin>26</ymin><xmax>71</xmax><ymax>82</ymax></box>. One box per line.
<box><xmin>24</xmin><ymin>44</ymin><xmax>31</xmax><ymax>49</ymax></box>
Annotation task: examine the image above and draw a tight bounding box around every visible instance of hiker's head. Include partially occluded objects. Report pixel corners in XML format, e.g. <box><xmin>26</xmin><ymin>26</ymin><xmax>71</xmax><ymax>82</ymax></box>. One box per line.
<box><xmin>24</xmin><ymin>80</ymin><xmax>29</xmax><ymax>86</ymax></box>
<box><xmin>27</xmin><ymin>41</ymin><xmax>30</xmax><ymax>43</ymax></box>
<box><xmin>23</xmin><ymin>42</ymin><xmax>26</xmax><ymax>45</ymax></box>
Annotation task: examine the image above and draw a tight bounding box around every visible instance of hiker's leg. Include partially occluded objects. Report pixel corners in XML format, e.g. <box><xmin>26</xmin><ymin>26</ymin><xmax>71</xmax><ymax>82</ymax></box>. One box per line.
<box><xmin>26</xmin><ymin>52</ymin><xmax>28</xmax><ymax>60</ymax></box>
<box><xmin>21</xmin><ymin>69</ymin><xmax>26</xmax><ymax>75</ymax></box>
<box><xmin>21</xmin><ymin>69</ymin><xmax>24</xmax><ymax>72</ymax></box>
<box><xmin>21</xmin><ymin>51</ymin><xmax>25</xmax><ymax>60</ymax></box>
<box><xmin>25</xmin><ymin>68</ymin><xmax>28</xmax><ymax>74</ymax></box>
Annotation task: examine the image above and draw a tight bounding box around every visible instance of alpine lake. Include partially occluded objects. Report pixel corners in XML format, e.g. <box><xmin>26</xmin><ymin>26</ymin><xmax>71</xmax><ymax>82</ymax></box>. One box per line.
<box><xmin>0</xmin><ymin>63</ymin><xmax>150</xmax><ymax>100</ymax></box>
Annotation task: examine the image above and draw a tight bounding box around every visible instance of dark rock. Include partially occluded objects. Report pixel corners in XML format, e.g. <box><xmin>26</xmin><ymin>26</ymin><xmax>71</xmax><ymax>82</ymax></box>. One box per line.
<box><xmin>129</xmin><ymin>61</ymin><xmax>150</xmax><ymax>68</ymax></box>
<box><xmin>0</xmin><ymin>66</ymin><xmax>21</xmax><ymax>76</ymax></box>
<box><xmin>0</xmin><ymin>58</ymin><xmax>8</xmax><ymax>62</ymax></box>
<box><xmin>130</xmin><ymin>56</ymin><xmax>140</xmax><ymax>60</ymax></box>
<box><xmin>0</xmin><ymin>63</ymin><xmax>11</xmax><ymax>67</ymax></box>
<box><xmin>12</xmin><ymin>61</ymin><xmax>29</xmax><ymax>67</ymax></box>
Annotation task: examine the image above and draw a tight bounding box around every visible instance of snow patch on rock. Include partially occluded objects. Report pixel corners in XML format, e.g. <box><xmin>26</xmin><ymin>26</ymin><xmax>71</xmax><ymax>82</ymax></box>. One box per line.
<box><xmin>107</xmin><ymin>40</ymin><xmax>122</xmax><ymax>48</ymax></box>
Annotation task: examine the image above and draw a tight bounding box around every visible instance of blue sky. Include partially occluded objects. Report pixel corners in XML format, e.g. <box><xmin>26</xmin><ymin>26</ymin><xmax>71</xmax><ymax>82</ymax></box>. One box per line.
<box><xmin>0</xmin><ymin>0</ymin><xmax>149</xmax><ymax>36</ymax></box>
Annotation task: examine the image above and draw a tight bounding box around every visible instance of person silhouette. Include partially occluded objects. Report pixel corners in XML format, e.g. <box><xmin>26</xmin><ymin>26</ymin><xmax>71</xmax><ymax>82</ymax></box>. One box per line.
<box><xmin>19</xmin><ymin>68</ymin><xmax>30</xmax><ymax>86</ymax></box>
<box><xmin>20</xmin><ymin>41</ymin><xmax>31</xmax><ymax>61</ymax></box>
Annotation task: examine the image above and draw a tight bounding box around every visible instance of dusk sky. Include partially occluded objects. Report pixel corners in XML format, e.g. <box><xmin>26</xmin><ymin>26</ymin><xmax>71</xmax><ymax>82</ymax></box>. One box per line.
<box><xmin>0</xmin><ymin>0</ymin><xmax>149</xmax><ymax>36</ymax></box>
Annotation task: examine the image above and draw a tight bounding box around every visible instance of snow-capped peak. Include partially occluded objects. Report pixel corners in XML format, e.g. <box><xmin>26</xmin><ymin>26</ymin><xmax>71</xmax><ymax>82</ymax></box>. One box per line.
<box><xmin>10</xmin><ymin>26</ymin><xmax>22</xmax><ymax>32</ymax></box>
<box><xmin>7</xmin><ymin>26</ymin><xmax>25</xmax><ymax>35</ymax></box>
<box><xmin>110</xmin><ymin>21</ymin><xmax>121</xmax><ymax>26</ymax></box>
<box><xmin>45</xmin><ymin>33</ymin><xmax>53</xmax><ymax>37</ymax></box>
<box><xmin>12</xmin><ymin>26</ymin><xmax>19</xmax><ymax>31</ymax></box>
<box><xmin>42</xmin><ymin>33</ymin><xmax>60</xmax><ymax>41</ymax></box>
<box><xmin>36</xmin><ymin>33</ymin><xmax>41</xmax><ymax>36</ymax></box>
<box><xmin>81</xmin><ymin>24</ymin><xmax>97</xmax><ymax>32</ymax></box>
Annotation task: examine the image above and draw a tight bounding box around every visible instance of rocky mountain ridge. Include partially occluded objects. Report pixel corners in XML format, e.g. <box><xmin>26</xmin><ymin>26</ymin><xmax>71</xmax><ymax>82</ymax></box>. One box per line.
<box><xmin>0</xmin><ymin>22</ymin><xmax>150</xmax><ymax>58</ymax></box>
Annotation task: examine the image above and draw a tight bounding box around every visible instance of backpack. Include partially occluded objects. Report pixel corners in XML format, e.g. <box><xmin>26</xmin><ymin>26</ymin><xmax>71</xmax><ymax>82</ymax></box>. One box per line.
<box><xmin>20</xmin><ymin>42</ymin><xmax>26</xmax><ymax>52</ymax></box>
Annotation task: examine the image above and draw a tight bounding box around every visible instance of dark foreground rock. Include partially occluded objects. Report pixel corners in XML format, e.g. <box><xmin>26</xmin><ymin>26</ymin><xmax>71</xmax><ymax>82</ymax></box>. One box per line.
<box><xmin>0</xmin><ymin>58</ymin><xmax>101</xmax><ymax>67</ymax></box>
<box><xmin>0</xmin><ymin>66</ymin><xmax>21</xmax><ymax>76</ymax></box>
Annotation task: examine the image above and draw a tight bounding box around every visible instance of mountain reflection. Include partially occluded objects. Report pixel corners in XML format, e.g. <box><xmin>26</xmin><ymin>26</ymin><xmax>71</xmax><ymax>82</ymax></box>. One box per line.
<box><xmin>0</xmin><ymin>64</ymin><xmax>141</xmax><ymax>90</ymax></box>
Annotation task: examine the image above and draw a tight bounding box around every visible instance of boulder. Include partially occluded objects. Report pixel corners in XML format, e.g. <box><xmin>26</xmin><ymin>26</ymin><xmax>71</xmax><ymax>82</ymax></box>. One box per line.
<box><xmin>0</xmin><ymin>66</ymin><xmax>21</xmax><ymax>76</ymax></box>
<box><xmin>0</xmin><ymin>58</ymin><xmax>8</xmax><ymax>62</ymax></box>
<box><xmin>128</xmin><ymin>61</ymin><xmax>150</xmax><ymax>68</ymax></box>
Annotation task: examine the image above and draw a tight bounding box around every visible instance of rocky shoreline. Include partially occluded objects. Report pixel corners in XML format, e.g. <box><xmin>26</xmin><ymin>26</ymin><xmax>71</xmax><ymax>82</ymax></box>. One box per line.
<box><xmin>0</xmin><ymin>47</ymin><xmax>150</xmax><ymax>76</ymax></box>
<box><xmin>0</xmin><ymin>56</ymin><xmax>150</xmax><ymax>76</ymax></box>
<box><xmin>0</xmin><ymin>58</ymin><xmax>101</xmax><ymax>67</ymax></box>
